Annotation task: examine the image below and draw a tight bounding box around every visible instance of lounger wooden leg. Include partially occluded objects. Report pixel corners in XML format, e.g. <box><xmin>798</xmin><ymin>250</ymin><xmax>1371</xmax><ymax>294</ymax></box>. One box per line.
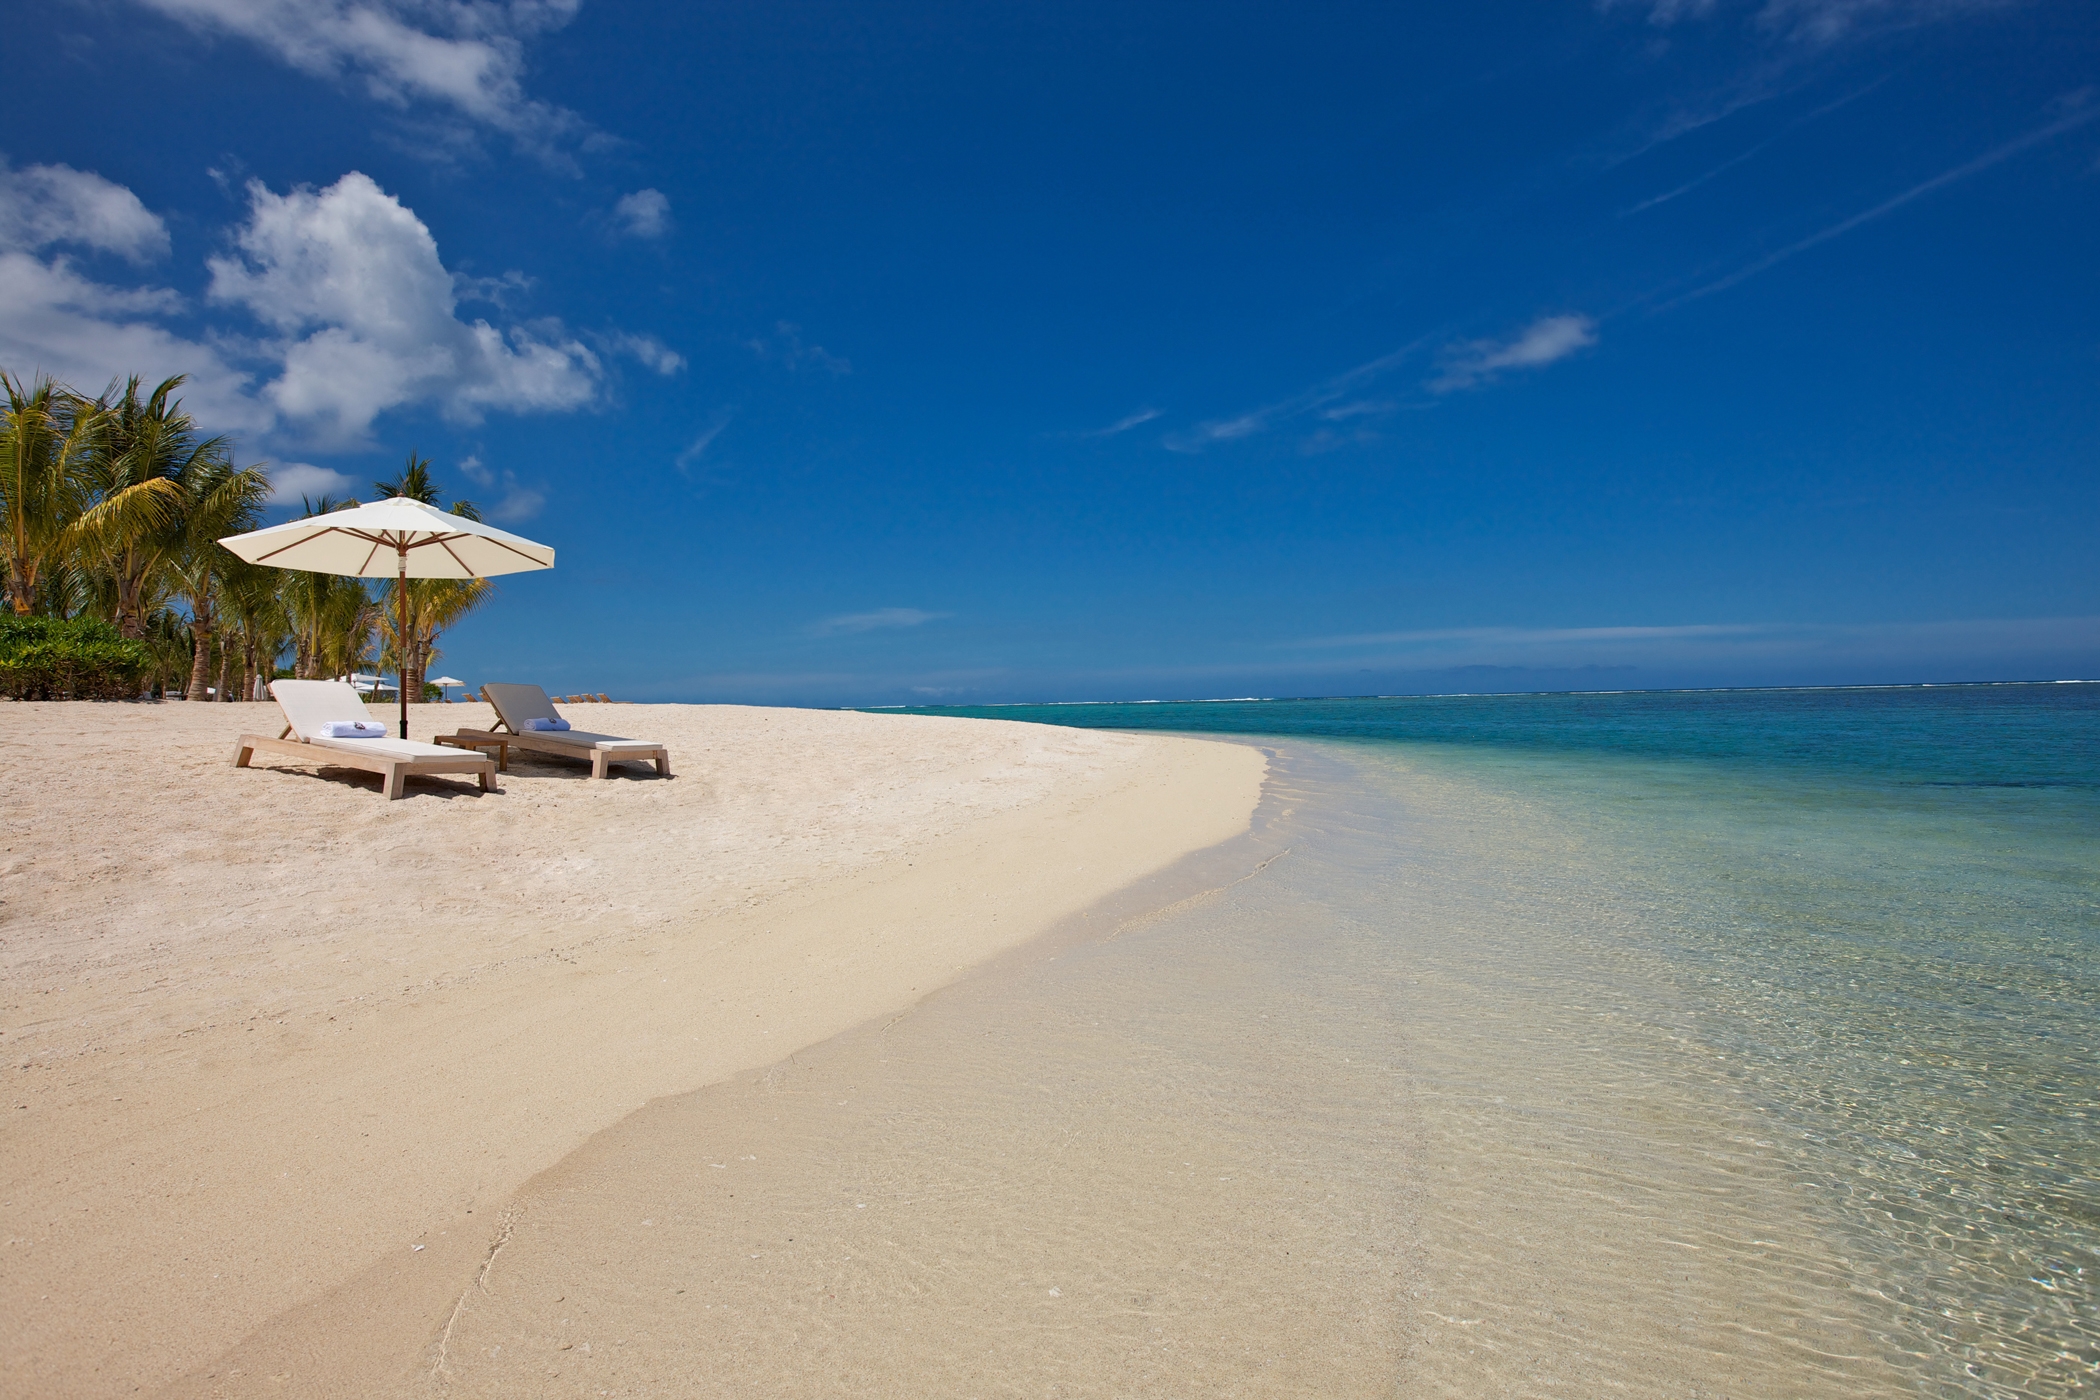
<box><xmin>384</xmin><ymin>764</ymin><xmax>408</xmax><ymax>800</ymax></box>
<box><xmin>592</xmin><ymin>750</ymin><xmax>610</xmax><ymax>779</ymax></box>
<box><xmin>654</xmin><ymin>753</ymin><xmax>671</xmax><ymax>777</ymax></box>
<box><xmin>478</xmin><ymin>766</ymin><xmax>496</xmax><ymax>793</ymax></box>
<box><xmin>233</xmin><ymin>739</ymin><xmax>255</xmax><ymax>768</ymax></box>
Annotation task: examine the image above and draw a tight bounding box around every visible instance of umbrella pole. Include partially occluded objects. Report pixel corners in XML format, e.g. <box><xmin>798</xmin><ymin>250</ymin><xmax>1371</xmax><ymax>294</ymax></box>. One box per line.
<box><xmin>397</xmin><ymin>549</ymin><xmax>410</xmax><ymax>740</ymax></box>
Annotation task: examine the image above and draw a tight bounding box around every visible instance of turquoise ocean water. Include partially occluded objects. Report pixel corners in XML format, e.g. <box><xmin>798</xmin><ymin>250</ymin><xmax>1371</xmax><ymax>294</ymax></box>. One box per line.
<box><xmin>883</xmin><ymin>683</ymin><xmax>2099</xmax><ymax>1395</ymax></box>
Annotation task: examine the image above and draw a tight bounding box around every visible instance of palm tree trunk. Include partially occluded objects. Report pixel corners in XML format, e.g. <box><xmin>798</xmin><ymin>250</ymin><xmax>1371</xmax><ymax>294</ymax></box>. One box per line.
<box><xmin>241</xmin><ymin>631</ymin><xmax>258</xmax><ymax>702</ymax></box>
<box><xmin>115</xmin><ymin>556</ymin><xmax>144</xmax><ymax>639</ymax></box>
<box><xmin>406</xmin><ymin>634</ymin><xmax>425</xmax><ymax>705</ymax></box>
<box><xmin>185</xmin><ymin>607</ymin><xmax>214</xmax><ymax>702</ymax></box>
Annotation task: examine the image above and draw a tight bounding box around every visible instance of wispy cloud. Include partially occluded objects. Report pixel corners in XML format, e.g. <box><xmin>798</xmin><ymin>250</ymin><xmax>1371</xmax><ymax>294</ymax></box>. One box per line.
<box><xmin>1080</xmin><ymin>407</ymin><xmax>1161</xmax><ymax>438</ymax></box>
<box><xmin>1281</xmin><ymin>616</ymin><xmax>2100</xmax><ymax>678</ymax></box>
<box><xmin>598</xmin><ymin>330</ymin><xmax>685</xmax><ymax>375</ymax></box>
<box><xmin>129</xmin><ymin>0</ymin><xmax>592</xmax><ymax>165</ymax></box>
<box><xmin>455</xmin><ymin>452</ymin><xmax>545</xmax><ymax>522</ymax></box>
<box><xmin>1429</xmin><ymin>314</ymin><xmax>1597</xmax><ymax>393</ymax></box>
<box><xmin>1756</xmin><ymin>0</ymin><xmax>2020</xmax><ymax>47</ymax></box>
<box><xmin>1163</xmin><ymin>338</ymin><xmax>1432</xmax><ymax>453</ymax></box>
<box><xmin>1657</xmin><ymin>96</ymin><xmax>2100</xmax><ymax>310</ymax></box>
<box><xmin>810</xmin><ymin>607</ymin><xmax>949</xmax><ymax>637</ymax></box>
<box><xmin>674</xmin><ymin>414</ymin><xmax>731</xmax><ymax>472</ymax></box>
<box><xmin>649</xmin><ymin>615</ymin><xmax>2100</xmax><ymax>706</ymax></box>
<box><xmin>748</xmin><ymin>320</ymin><xmax>851</xmax><ymax>375</ymax></box>
<box><xmin>1621</xmin><ymin>79</ymin><xmax>1888</xmax><ymax>216</ymax></box>
<box><xmin>1291</xmin><ymin>621</ymin><xmax>1771</xmax><ymax>650</ymax></box>
<box><xmin>1606</xmin><ymin>0</ymin><xmax>2016</xmax><ymax>46</ymax></box>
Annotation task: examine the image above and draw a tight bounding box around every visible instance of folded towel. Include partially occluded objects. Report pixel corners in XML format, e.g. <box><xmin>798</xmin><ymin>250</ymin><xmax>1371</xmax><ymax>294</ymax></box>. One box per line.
<box><xmin>317</xmin><ymin>720</ymin><xmax>388</xmax><ymax>738</ymax></box>
<box><xmin>526</xmin><ymin>717</ymin><xmax>572</xmax><ymax>731</ymax></box>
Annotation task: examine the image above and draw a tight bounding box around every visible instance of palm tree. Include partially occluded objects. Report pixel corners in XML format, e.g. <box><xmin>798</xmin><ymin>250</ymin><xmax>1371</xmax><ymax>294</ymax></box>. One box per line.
<box><xmin>373</xmin><ymin>452</ymin><xmax>487</xmax><ymax>701</ymax></box>
<box><xmin>169</xmin><ymin>452</ymin><xmax>272</xmax><ymax>701</ymax></box>
<box><xmin>373</xmin><ymin>453</ymin><xmax>479</xmax><ymax>521</ymax></box>
<box><xmin>379</xmin><ymin>575</ymin><xmax>493</xmax><ymax>701</ymax></box>
<box><xmin>0</xmin><ymin>373</ymin><xmax>97</xmax><ymax>616</ymax></box>
<box><xmin>71</xmin><ymin>376</ymin><xmax>220</xmax><ymax>639</ymax></box>
<box><xmin>221</xmin><ymin>553</ymin><xmax>289</xmax><ymax>701</ymax></box>
<box><xmin>280</xmin><ymin>495</ymin><xmax>377</xmax><ymax>680</ymax></box>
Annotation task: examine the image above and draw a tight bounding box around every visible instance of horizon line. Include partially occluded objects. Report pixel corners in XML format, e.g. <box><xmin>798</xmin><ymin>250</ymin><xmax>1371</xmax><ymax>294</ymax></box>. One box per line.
<box><xmin>843</xmin><ymin>676</ymin><xmax>2099</xmax><ymax>711</ymax></box>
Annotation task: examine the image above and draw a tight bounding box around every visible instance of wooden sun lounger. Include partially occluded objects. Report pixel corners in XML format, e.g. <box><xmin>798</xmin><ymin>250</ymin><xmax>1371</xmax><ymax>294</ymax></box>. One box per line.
<box><xmin>457</xmin><ymin>683</ymin><xmax>671</xmax><ymax>779</ymax></box>
<box><xmin>234</xmin><ymin>680</ymin><xmax>499</xmax><ymax>800</ymax></box>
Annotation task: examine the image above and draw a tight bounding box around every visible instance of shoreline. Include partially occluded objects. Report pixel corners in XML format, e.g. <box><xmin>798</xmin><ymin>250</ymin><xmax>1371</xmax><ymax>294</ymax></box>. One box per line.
<box><xmin>0</xmin><ymin>701</ymin><xmax>1265</xmax><ymax>1397</ymax></box>
<box><xmin>344</xmin><ymin>735</ymin><xmax>1910</xmax><ymax>1398</ymax></box>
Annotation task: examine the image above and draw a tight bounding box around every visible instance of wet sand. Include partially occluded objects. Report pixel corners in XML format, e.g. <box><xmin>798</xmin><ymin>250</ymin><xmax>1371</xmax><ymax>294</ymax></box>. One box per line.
<box><xmin>0</xmin><ymin>700</ymin><xmax>1263</xmax><ymax>1397</ymax></box>
<box><xmin>409</xmin><ymin>739</ymin><xmax>1910</xmax><ymax>1399</ymax></box>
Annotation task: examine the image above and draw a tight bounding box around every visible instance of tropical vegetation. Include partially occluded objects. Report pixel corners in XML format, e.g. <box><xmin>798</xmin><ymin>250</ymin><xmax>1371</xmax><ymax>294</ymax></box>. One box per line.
<box><xmin>0</xmin><ymin>369</ymin><xmax>486</xmax><ymax>702</ymax></box>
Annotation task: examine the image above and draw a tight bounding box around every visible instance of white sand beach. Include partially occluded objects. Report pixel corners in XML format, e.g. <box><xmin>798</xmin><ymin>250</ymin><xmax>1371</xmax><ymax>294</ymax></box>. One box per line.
<box><xmin>0</xmin><ymin>701</ymin><xmax>1264</xmax><ymax>1397</ymax></box>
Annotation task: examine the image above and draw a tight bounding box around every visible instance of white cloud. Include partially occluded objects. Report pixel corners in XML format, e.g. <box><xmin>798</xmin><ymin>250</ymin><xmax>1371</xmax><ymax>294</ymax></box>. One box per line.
<box><xmin>1657</xmin><ymin>98</ymin><xmax>2100</xmax><ymax>311</ymax></box>
<box><xmin>1429</xmin><ymin>314</ymin><xmax>1597</xmax><ymax>393</ymax></box>
<box><xmin>1080</xmin><ymin>406</ymin><xmax>1160</xmax><ymax>438</ymax></box>
<box><xmin>748</xmin><ymin>321</ymin><xmax>851</xmax><ymax>375</ymax></box>
<box><xmin>131</xmin><ymin>0</ymin><xmax>585</xmax><ymax>154</ymax></box>
<box><xmin>1755</xmin><ymin>0</ymin><xmax>2015</xmax><ymax>45</ymax></box>
<box><xmin>0</xmin><ymin>249</ymin><xmax>270</xmax><ymax>434</ymax></box>
<box><xmin>0</xmin><ymin>160</ymin><xmax>170</xmax><ymax>263</ymax></box>
<box><xmin>1605</xmin><ymin>0</ymin><xmax>2011</xmax><ymax>41</ymax></box>
<box><xmin>0</xmin><ymin>166</ymin><xmax>663</xmax><ymax>488</ymax></box>
<box><xmin>1603</xmin><ymin>0</ymin><xmax>1718</xmax><ymax>23</ymax></box>
<box><xmin>452</xmin><ymin>451</ymin><xmax>543</xmax><ymax>521</ymax></box>
<box><xmin>267</xmin><ymin>461</ymin><xmax>361</xmax><ymax>501</ymax></box>
<box><xmin>612</xmin><ymin>188</ymin><xmax>670</xmax><ymax>239</ymax></box>
<box><xmin>600</xmin><ymin>330</ymin><xmax>685</xmax><ymax>375</ymax></box>
<box><xmin>811</xmin><ymin>608</ymin><xmax>948</xmax><ymax>637</ymax></box>
<box><xmin>674</xmin><ymin>415</ymin><xmax>730</xmax><ymax>472</ymax></box>
<box><xmin>208</xmin><ymin>171</ymin><xmax>601</xmax><ymax>446</ymax></box>
<box><xmin>1282</xmin><ymin>616</ymin><xmax>2100</xmax><ymax>682</ymax></box>
<box><xmin>1163</xmin><ymin>338</ymin><xmax>1431</xmax><ymax>453</ymax></box>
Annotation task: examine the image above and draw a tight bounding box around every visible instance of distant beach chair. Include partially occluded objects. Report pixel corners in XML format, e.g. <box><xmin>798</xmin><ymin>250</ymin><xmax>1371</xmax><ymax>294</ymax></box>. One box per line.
<box><xmin>460</xmin><ymin>683</ymin><xmax>671</xmax><ymax>779</ymax></box>
<box><xmin>234</xmin><ymin>680</ymin><xmax>499</xmax><ymax>800</ymax></box>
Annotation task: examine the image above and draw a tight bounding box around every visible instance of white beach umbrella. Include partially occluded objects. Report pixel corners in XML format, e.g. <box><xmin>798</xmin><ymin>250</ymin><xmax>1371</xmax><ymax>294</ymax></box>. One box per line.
<box><xmin>429</xmin><ymin>675</ymin><xmax>465</xmax><ymax>701</ymax></box>
<box><xmin>221</xmin><ymin>496</ymin><xmax>555</xmax><ymax>739</ymax></box>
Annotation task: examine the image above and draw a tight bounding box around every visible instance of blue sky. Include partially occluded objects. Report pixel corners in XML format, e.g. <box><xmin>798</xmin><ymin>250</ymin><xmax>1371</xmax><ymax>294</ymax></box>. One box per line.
<box><xmin>4</xmin><ymin>0</ymin><xmax>2096</xmax><ymax>703</ymax></box>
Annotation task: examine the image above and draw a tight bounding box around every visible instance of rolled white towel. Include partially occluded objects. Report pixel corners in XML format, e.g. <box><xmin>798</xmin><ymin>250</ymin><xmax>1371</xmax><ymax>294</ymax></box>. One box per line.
<box><xmin>317</xmin><ymin>720</ymin><xmax>388</xmax><ymax>738</ymax></box>
<box><xmin>525</xmin><ymin>717</ymin><xmax>572</xmax><ymax>731</ymax></box>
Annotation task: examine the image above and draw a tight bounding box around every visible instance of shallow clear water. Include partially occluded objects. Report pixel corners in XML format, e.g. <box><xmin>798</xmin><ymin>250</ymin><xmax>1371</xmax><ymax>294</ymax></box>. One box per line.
<box><xmin>882</xmin><ymin>684</ymin><xmax>2100</xmax><ymax>1396</ymax></box>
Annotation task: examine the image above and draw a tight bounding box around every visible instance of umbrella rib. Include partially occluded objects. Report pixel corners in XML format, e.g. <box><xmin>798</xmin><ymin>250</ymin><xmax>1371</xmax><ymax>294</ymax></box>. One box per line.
<box><xmin>474</xmin><ymin>535</ymin><xmax>551</xmax><ymax>567</ymax></box>
<box><xmin>236</xmin><ymin>515</ymin><xmax>549</xmax><ymax>575</ymax></box>
<box><xmin>434</xmin><ymin>536</ymin><xmax>478</xmax><ymax>576</ymax></box>
<box><xmin>255</xmin><ymin>525</ymin><xmax>350</xmax><ymax>564</ymax></box>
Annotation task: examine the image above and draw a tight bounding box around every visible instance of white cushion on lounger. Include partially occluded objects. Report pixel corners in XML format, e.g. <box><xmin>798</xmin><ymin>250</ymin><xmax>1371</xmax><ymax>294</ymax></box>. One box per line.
<box><xmin>269</xmin><ymin>679</ymin><xmax>464</xmax><ymax>759</ymax></box>
<box><xmin>482</xmin><ymin>684</ymin><xmax>658</xmax><ymax>750</ymax></box>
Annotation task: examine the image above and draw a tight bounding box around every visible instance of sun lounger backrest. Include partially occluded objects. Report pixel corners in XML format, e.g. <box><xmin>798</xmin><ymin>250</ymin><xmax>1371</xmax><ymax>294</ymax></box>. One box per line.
<box><xmin>482</xmin><ymin>683</ymin><xmax>560</xmax><ymax>734</ymax></box>
<box><xmin>270</xmin><ymin>679</ymin><xmax>377</xmax><ymax>740</ymax></box>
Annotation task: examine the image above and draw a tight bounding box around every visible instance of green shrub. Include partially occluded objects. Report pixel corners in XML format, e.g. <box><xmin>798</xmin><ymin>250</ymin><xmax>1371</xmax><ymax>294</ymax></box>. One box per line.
<box><xmin>0</xmin><ymin>616</ymin><xmax>152</xmax><ymax>701</ymax></box>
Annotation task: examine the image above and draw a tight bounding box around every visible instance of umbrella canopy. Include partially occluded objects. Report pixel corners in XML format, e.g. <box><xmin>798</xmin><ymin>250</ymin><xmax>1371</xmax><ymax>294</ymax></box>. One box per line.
<box><xmin>428</xmin><ymin>676</ymin><xmax>465</xmax><ymax>687</ymax></box>
<box><xmin>221</xmin><ymin>496</ymin><xmax>554</xmax><ymax>737</ymax></box>
<box><xmin>220</xmin><ymin>496</ymin><xmax>554</xmax><ymax>578</ymax></box>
